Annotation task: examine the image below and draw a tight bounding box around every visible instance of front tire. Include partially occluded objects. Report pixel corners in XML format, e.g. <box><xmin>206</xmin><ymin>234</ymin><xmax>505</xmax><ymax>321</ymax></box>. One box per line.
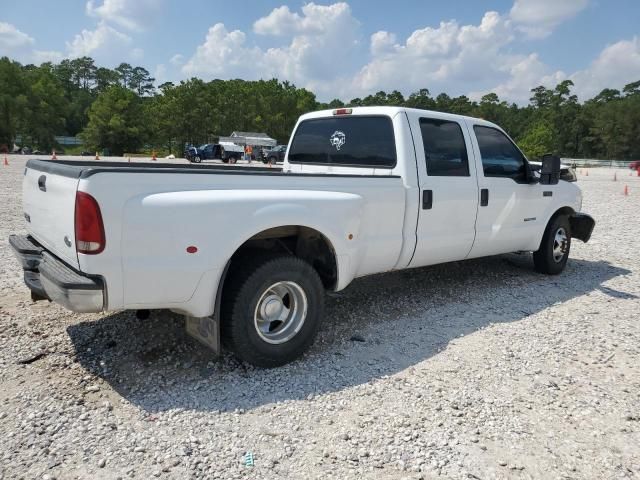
<box><xmin>533</xmin><ymin>215</ymin><xmax>571</xmax><ymax>274</ymax></box>
<box><xmin>193</xmin><ymin>155</ymin><xmax>201</xmax><ymax>163</ymax></box>
<box><xmin>221</xmin><ymin>256</ymin><xmax>324</xmax><ymax>367</ymax></box>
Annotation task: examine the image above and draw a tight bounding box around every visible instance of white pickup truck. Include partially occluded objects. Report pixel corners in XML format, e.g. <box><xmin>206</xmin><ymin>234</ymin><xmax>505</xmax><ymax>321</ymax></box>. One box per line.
<box><xmin>10</xmin><ymin>107</ymin><xmax>595</xmax><ymax>367</ymax></box>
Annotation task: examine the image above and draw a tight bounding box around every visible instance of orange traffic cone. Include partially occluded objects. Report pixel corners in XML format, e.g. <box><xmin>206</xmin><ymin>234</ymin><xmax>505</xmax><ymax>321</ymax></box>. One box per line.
<box><xmin>51</xmin><ymin>150</ymin><xmax>57</xmax><ymax>160</ymax></box>
<box><xmin>3</xmin><ymin>155</ymin><xmax>8</xmax><ymax>166</ymax></box>
<box><xmin>151</xmin><ymin>151</ymin><xmax>157</xmax><ymax>161</ymax></box>
<box><xmin>95</xmin><ymin>151</ymin><xmax>100</xmax><ymax>160</ymax></box>
<box><xmin>624</xmin><ymin>185</ymin><xmax>629</xmax><ymax>196</ymax></box>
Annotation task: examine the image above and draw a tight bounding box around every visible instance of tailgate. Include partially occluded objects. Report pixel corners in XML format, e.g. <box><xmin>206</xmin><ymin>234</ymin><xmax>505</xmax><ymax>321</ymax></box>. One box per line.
<box><xmin>22</xmin><ymin>166</ymin><xmax>80</xmax><ymax>268</ymax></box>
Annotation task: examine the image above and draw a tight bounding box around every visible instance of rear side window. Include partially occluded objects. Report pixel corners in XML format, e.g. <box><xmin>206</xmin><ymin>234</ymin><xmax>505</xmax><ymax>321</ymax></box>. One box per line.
<box><xmin>419</xmin><ymin>118</ymin><xmax>469</xmax><ymax>176</ymax></box>
<box><xmin>474</xmin><ymin>126</ymin><xmax>526</xmax><ymax>181</ymax></box>
<box><xmin>288</xmin><ymin>116</ymin><xmax>396</xmax><ymax>168</ymax></box>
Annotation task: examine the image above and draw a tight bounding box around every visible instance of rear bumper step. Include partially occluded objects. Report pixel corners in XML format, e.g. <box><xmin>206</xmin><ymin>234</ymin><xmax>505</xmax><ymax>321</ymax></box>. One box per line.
<box><xmin>9</xmin><ymin>234</ymin><xmax>43</xmax><ymax>270</ymax></box>
<box><xmin>9</xmin><ymin>234</ymin><xmax>105</xmax><ymax>313</ymax></box>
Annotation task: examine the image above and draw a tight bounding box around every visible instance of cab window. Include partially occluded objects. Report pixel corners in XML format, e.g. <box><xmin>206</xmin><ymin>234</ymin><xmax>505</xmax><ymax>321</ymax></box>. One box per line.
<box><xmin>419</xmin><ymin>118</ymin><xmax>469</xmax><ymax>176</ymax></box>
<box><xmin>474</xmin><ymin>126</ymin><xmax>527</xmax><ymax>182</ymax></box>
<box><xmin>288</xmin><ymin>116</ymin><xmax>396</xmax><ymax>168</ymax></box>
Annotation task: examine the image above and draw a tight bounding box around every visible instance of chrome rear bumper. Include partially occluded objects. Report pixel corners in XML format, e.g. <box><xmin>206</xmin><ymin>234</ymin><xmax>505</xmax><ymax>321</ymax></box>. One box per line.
<box><xmin>9</xmin><ymin>234</ymin><xmax>105</xmax><ymax>313</ymax></box>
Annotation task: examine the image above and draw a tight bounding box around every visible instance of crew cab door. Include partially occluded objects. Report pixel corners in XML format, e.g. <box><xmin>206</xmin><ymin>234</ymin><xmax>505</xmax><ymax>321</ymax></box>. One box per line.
<box><xmin>466</xmin><ymin>123</ymin><xmax>548</xmax><ymax>258</ymax></box>
<box><xmin>408</xmin><ymin>113</ymin><xmax>479</xmax><ymax>267</ymax></box>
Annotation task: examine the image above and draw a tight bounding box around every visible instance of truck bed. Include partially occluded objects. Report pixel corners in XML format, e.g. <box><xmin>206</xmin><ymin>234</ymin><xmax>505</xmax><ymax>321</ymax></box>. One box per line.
<box><xmin>26</xmin><ymin>159</ymin><xmax>284</xmax><ymax>179</ymax></box>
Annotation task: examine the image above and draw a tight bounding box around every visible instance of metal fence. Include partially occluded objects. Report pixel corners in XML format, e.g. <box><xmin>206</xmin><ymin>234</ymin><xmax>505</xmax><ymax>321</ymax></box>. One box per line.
<box><xmin>562</xmin><ymin>158</ymin><xmax>637</xmax><ymax>168</ymax></box>
<box><xmin>15</xmin><ymin>135</ymin><xmax>83</xmax><ymax>146</ymax></box>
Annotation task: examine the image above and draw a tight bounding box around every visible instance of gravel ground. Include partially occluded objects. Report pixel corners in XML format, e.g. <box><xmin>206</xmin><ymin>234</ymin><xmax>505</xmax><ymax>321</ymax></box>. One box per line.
<box><xmin>1</xmin><ymin>156</ymin><xmax>639</xmax><ymax>480</ymax></box>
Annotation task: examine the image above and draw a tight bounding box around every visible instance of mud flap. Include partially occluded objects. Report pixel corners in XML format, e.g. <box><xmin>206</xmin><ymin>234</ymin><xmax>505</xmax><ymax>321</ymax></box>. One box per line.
<box><xmin>185</xmin><ymin>316</ymin><xmax>220</xmax><ymax>355</ymax></box>
<box><xmin>570</xmin><ymin>213</ymin><xmax>595</xmax><ymax>243</ymax></box>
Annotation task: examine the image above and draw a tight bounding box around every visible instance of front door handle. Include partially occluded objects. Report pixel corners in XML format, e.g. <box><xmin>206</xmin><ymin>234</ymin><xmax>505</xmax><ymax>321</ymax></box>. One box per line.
<box><xmin>422</xmin><ymin>190</ymin><xmax>433</xmax><ymax>210</ymax></box>
<box><xmin>480</xmin><ymin>188</ymin><xmax>489</xmax><ymax>206</ymax></box>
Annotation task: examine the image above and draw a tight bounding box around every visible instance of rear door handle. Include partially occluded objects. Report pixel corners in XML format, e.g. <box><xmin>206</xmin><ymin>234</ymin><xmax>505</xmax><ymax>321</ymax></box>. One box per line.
<box><xmin>480</xmin><ymin>188</ymin><xmax>489</xmax><ymax>206</ymax></box>
<box><xmin>422</xmin><ymin>190</ymin><xmax>433</xmax><ymax>210</ymax></box>
<box><xmin>38</xmin><ymin>175</ymin><xmax>46</xmax><ymax>192</ymax></box>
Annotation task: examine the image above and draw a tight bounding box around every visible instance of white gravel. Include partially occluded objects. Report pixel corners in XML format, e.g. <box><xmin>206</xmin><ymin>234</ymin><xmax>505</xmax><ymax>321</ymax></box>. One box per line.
<box><xmin>1</xmin><ymin>155</ymin><xmax>639</xmax><ymax>479</ymax></box>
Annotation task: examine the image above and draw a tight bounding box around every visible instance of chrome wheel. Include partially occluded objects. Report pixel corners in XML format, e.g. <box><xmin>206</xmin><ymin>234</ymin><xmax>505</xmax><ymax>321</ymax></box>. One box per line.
<box><xmin>552</xmin><ymin>227</ymin><xmax>568</xmax><ymax>262</ymax></box>
<box><xmin>254</xmin><ymin>281</ymin><xmax>308</xmax><ymax>344</ymax></box>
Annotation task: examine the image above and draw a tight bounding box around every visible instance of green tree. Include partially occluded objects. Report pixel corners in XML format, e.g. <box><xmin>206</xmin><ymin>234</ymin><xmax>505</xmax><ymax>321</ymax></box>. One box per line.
<box><xmin>0</xmin><ymin>57</ymin><xmax>26</xmax><ymax>148</ymax></box>
<box><xmin>129</xmin><ymin>66</ymin><xmax>155</xmax><ymax>96</ymax></box>
<box><xmin>94</xmin><ymin>67</ymin><xmax>120</xmax><ymax>93</ymax></box>
<box><xmin>518</xmin><ymin>122</ymin><xmax>555</xmax><ymax>159</ymax></box>
<box><xmin>20</xmin><ymin>64</ymin><xmax>67</xmax><ymax>150</ymax></box>
<box><xmin>80</xmin><ymin>85</ymin><xmax>148</xmax><ymax>155</ymax></box>
<box><xmin>115</xmin><ymin>63</ymin><xmax>133</xmax><ymax>88</ymax></box>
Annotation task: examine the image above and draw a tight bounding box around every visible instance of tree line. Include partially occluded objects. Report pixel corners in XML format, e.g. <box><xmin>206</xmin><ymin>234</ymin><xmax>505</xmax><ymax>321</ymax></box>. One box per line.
<box><xmin>1</xmin><ymin>55</ymin><xmax>639</xmax><ymax>159</ymax></box>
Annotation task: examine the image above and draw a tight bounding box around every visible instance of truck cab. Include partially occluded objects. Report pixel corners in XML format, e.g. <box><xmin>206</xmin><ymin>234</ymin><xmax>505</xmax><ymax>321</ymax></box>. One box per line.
<box><xmin>285</xmin><ymin>107</ymin><xmax>590</xmax><ymax>268</ymax></box>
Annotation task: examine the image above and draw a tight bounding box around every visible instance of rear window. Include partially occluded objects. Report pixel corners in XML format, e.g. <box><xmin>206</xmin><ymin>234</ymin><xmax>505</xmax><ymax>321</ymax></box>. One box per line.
<box><xmin>288</xmin><ymin>116</ymin><xmax>396</xmax><ymax>168</ymax></box>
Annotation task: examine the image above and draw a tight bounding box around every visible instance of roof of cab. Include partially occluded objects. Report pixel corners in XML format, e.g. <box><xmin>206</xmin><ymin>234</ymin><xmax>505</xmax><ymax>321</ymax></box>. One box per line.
<box><xmin>298</xmin><ymin>106</ymin><xmax>501</xmax><ymax>130</ymax></box>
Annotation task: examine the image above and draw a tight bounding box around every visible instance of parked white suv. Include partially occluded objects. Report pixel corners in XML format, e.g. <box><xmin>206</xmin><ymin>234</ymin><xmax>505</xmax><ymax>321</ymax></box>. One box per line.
<box><xmin>10</xmin><ymin>106</ymin><xmax>594</xmax><ymax>367</ymax></box>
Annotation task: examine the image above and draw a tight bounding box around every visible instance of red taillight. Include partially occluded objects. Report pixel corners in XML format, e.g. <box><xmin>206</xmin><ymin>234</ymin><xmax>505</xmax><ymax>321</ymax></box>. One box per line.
<box><xmin>333</xmin><ymin>108</ymin><xmax>352</xmax><ymax>115</ymax></box>
<box><xmin>75</xmin><ymin>191</ymin><xmax>105</xmax><ymax>254</ymax></box>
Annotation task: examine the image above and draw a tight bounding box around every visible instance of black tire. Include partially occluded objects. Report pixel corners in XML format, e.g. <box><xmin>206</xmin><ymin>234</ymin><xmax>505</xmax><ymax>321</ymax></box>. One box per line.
<box><xmin>221</xmin><ymin>255</ymin><xmax>325</xmax><ymax>367</ymax></box>
<box><xmin>222</xmin><ymin>158</ymin><xmax>229</xmax><ymax>164</ymax></box>
<box><xmin>268</xmin><ymin>155</ymin><xmax>277</xmax><ymax>164</ymax></box>
<box><xmin>228</xmin><ymin>155</ymin><xmax>238</xmax><ymax>164</ymax></box>
<box><xmin>193</xmin><ymin>155</ymin><xmax>201</xmax><ymax>163</ymax></box>
<box><xmin>533</xmin><ymin>215</ymin><xmax>571</xmax><ymax>275</ymax></box>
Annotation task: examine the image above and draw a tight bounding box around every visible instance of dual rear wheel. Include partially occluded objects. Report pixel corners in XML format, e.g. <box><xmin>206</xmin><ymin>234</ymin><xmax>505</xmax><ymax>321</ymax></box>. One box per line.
<box><xmin>221</xmin><ymin>256</ymin><xmax>324</xmax><ymax>368</ymax></box>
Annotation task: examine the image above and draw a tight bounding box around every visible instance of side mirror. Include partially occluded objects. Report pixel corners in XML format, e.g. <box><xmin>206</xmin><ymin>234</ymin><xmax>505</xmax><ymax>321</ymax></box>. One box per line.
<box><xmin>540</xmin><ymin>154</ymin><xmax>561</xmax><ymax>185</ymax></box>
<box><xmin>525</xmin><ymin>161</ymin><xmax>539</xmax><ymax>184</ymax></box>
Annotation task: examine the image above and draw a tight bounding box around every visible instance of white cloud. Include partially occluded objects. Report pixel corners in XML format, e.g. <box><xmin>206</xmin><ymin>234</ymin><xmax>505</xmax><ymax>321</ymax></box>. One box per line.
<box><xmin>510</xmin><ymin>0</ymin><xmax>588</xmax><ymax>38</ymax></box>
<box><xmin>0</xmin><ymin>22</ymin><xmax>34</xmax><ymax>50</ymax></box>
<box><xmin>174</xmin><ymin>1</ymin><xmax>637</xmax><ymax>105</ymax></box>
<box><xmin>469</xmin><ymin>53</ymin><xmax>567</xmax><ymax>103</ymax></box>
<box><xmin>370</xmin><ymin>31</ymin><xmax>396</xmax><ymax>56</ymax></box>
<box><xmin>66</xmin><ymin>21</ymin><xmax>141</xmax><ymax>64</ymax></box>
<box><xmin>32</xmin><ymin>50</ymin><xmax>65</xmax><ymax>64</ymax></box>
<box><xmin>253</xmin><ymin>2</ymin><xmax>355</xmax><ymax>37</ymax></box>
<box><xmin>86</xmin><ymin>0</ymin><xmax>164</xmax><ymax>31</ymax></box>
<box><xmin>570</xmin><ymin>37</ymin><xmax>640</xmax><ymax>99</ymax></box>
<box><xmin>253</xmin><ymin>5</ymin><xmax>301</xmax><ymax>36</ymax></box>
<box><xmin>183</xmin><ymin>3</ymin><xmax>360</xmax><ymax>94</ymax></box>
<box><xmin>169</xmin><ymin>54</ymin><xmax>184</xmax><ymax>66</ymax></box>
<box><xmin>0</xmin><ymin>22</ymin><xmax>64</xmax><ymax>64</ymax></box>
<box><xmin>350</xmin><ymin>12</ymin><xmax>514</xmax><ymax>97</ymax></box>
<box><xmin>181</xmin><ymin>23</ymin><xmax>261</xmax><ymax>78</ymax></box>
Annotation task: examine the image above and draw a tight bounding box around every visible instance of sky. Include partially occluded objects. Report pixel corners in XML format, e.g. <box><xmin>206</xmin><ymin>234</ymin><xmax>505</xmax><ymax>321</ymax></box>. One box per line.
<box><xmin>1</xmin><ymin>0</ymin><xmax>639</xmax><ymax>103</ymax></box>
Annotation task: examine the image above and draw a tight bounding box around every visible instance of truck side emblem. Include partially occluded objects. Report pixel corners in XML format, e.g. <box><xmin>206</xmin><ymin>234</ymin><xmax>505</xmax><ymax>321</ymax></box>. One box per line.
<box><xmin>329</xmin><ymin>131</ymin><xmax>346</xmax><ymax>151</ymax></box>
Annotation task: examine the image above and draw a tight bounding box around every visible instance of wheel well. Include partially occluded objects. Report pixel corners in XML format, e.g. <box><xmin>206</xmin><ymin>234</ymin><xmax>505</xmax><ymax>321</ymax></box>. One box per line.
<box><xmin>549</xmin><ymin>206</ymin><xmax>575</xmax><ymax>225</ymax></box>
<box><xmin>227</xmin><ymin>226</ymin><xmax>338</xmax><ymax>290</ymax></box>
